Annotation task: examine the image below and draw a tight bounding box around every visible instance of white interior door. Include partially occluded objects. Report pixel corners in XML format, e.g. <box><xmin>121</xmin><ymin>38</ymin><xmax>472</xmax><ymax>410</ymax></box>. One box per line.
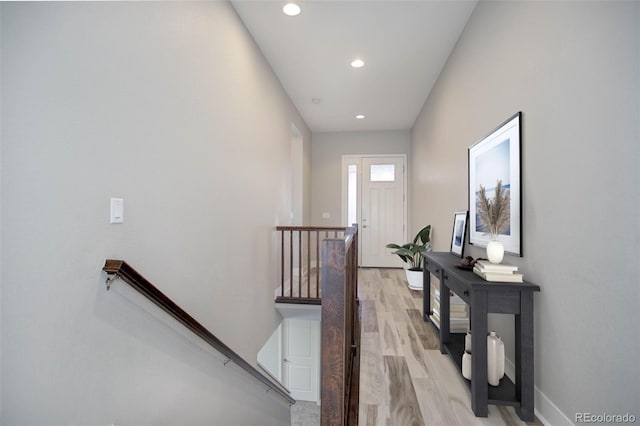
<box><xmin>282</xmin><ymin>319</ymin><xmax>320</xmax><ymax>402</ymax></box>
<box><xmin>361</xmin><ymin>156</ymin><xmax>406</xmax><ymax>267</ymax></box>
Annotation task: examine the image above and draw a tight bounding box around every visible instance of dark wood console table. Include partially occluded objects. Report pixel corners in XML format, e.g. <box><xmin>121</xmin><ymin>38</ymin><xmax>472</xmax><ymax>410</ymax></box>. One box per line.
<box><xmin>422</xmin><ymin>252</ymin><xmax>540</xmax><ymax>421</ymax></box>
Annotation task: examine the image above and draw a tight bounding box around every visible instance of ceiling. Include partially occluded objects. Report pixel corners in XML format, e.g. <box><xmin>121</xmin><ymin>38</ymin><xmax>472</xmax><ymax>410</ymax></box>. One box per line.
<box><xmin>231</xmin><ymin>0</ymin><xmax>477</xmax><ymax>133</ymax></box>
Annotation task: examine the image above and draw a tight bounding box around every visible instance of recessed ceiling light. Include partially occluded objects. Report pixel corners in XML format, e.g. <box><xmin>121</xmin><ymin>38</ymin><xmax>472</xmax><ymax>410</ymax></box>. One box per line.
<box><xmin>283</xmin><ymin>3</ymin><xmax>301</xmax><ymax>16</ymax></box>
<box><xmin>356</xmin><ymin>114</ymin><xmax>365</xmax><ymax>119</ymax></box>
<box><xmin>351</xmin><ymin>59</ymin><xmax>365</xmax><ymax>68</ymax></box>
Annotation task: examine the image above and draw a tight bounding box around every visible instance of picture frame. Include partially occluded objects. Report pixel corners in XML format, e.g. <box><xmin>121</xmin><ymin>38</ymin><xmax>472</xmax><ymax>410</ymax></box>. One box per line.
<box><xmin>450</xmin><ymin>211</ymin><xmax>468</xmax><ymax>257</ymax></box>
<box><xmin>468</xmin><ymin>112</ymin><xmax>522</xmax><ymax>256</ymax></box>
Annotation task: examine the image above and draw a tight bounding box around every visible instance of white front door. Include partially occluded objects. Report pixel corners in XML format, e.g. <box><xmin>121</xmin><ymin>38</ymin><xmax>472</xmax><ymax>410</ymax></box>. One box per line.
<box><xmin>361</xmin><ymin>156</ymin><xmax>406</xmax><ymax>267</ymax></box>
<box><xmin>282</xmin><ymin>319</ymin><xmax>320</xmax><ymax>402</ymax></box>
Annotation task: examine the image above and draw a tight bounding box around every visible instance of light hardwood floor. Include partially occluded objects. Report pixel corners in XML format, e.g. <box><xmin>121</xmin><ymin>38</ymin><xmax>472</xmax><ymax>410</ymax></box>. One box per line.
<box><xmin>357</xmin><ymin>268</ymin><xmax>543</xmax><ymax>426</ymax></box>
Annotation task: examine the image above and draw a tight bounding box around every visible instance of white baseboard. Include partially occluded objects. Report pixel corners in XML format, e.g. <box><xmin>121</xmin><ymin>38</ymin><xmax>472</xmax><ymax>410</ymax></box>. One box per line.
<box><xmin>505</xmin><ymin>356</ymin><xmax>515</xmax><ymax>382</ymax></box>
<box><xmin>534</xmin><ymin>386</ymin><xmax>574</xmax><ymax>426</ymax></box>
<box><xmin>504</xmin><ymin>357</ymin><xmax>573</xmax><ymax>425</ymax></box>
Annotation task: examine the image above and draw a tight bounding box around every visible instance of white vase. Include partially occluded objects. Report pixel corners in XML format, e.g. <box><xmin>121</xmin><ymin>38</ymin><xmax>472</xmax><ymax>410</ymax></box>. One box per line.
<box><xmin>487</xmin><ymin>331</ymin><xmax>505</xmax><ymax>386</ymax></box>
<box><xmin>405</xmin><ymin>268</ymin><xmax>423</xmax><ymax>290</ymax></box>
<box><xmin>465</xmin><ymin>331</ymin><xmax>472</xmax><ymax>354</ymax></box>
<box><xmin>486</xmin><ymin>240</ymin><xmax>504</xmax><ymax>264</ymax></box>
<box><xmin>462</xmin><ymin>351</ymin><xmax>472</xmax><ymax>380</ymax></box>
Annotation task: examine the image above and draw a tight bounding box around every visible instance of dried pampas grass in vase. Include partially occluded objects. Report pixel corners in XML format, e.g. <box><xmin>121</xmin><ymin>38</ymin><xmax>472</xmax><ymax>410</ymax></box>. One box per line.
<box><xmin>477</xmin><ymin>179</ymin><xmax>510</xmax><ymax>263</ymax></box>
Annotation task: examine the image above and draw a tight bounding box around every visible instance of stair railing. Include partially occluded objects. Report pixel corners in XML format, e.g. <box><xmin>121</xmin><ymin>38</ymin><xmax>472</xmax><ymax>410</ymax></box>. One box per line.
<box><xmin>275</xmin><ymin>225</ymin><xmax>347</xmax><ymax>304</ymax></box>
<box><xmin>102</xmin><ymin>259</ymin><xmax>295</xmax><ymax>405</ymax></box>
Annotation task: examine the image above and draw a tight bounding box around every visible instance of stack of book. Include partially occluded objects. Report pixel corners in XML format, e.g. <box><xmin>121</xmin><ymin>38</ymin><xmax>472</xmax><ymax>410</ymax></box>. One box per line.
<box><xmin>473</xmin><ymin>260</ymin><xmax>524</xmax><ymax>283</ymax></box>
<box><xmin>430</xmin><ymin>288</ymin><xmax>469</xmax><ymax>333</ymax></box>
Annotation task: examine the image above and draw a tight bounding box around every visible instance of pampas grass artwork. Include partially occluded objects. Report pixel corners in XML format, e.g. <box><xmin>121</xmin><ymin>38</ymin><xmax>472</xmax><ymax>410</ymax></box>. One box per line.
<box><xmin>477</xmin><ymin>179</ymin><xmax>510</xmax><ymax>238</ymax></box>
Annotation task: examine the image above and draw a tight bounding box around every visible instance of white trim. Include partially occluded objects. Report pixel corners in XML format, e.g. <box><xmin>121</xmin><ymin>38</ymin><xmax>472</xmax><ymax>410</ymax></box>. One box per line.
<box><xmin>275</xmin><ymin>304</ymin><xmax>321</xmax><ymax>321</ymax></box>
<box><xmin>340</xmin><ymin>156</ymin><xmax>362</xmax><ymax>228</ymax></box>
<box><xmin>534</xmin><ymin>385</ymin><xmax>574</xmax><ymax>426</ymax></box>
<box><xmin>504</xmin><ymin>357</ymin><xmax>573</xmax><ymax>425</ymax></box>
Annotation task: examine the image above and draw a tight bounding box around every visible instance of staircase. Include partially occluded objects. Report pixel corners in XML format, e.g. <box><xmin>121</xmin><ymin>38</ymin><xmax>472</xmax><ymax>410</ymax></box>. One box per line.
<box><xmin>274</xmin><ymin>225</ymin><xmax>361</xmax><ymax>426</ymax></box>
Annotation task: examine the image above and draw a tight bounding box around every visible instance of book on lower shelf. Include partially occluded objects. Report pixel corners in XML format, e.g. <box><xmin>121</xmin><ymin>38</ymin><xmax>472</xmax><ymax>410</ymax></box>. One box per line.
<box><xmin>430</xmin><ymin>284</ymin><xmax>469</xmax><ymax>333</ymax></box>
<box><xmin>431</xmin><ymin>308</ymin><xmax>469</xmax><ymax>333</ymax></box>
<box><xmin>429</xmin><ymin>315</ymin><xmax>468</xmax><ymax>333</ymax></box>
<box><xmin>435</xmin><ymin>289</ymin><xmax>467</xmax><ymax>304</ymax></box>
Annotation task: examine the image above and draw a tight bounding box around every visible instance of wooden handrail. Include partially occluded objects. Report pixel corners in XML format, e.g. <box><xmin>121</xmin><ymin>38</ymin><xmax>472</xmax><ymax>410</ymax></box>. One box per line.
<box><xmin>275</xmin><ymin>226</ymin><xmax>347</xmax><ymax>231</ymax></box>
<box><xmin>102</xmin><ymin>259</ymin><xmax>295</xmax><ymax>405</ymax></box>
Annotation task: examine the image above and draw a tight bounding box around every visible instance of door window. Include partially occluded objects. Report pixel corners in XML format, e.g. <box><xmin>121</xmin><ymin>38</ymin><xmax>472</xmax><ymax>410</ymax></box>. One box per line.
<box><xmin>369</xmin><ymin>164</ymin><xmax>395</xmax><ymax>182</ymax></box>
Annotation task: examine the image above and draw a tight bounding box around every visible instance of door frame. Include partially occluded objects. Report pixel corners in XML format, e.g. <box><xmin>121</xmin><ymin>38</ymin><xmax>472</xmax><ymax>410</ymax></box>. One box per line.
<box><xmin>341</xmin><ymin>154</ymin><xmax>408</xmax><ymax>266</ymax></box>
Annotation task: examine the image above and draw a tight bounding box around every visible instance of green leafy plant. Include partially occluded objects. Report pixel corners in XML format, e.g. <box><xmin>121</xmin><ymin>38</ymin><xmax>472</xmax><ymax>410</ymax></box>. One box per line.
<box><xmin>477</xmin><ymin>179</ymin><xmax>510</xmax><ymax>238</ymax></box>
<box><xmin>385</xmin><ymin>225</ymin><xmax>432</xmax><ymax>270</ymax></box>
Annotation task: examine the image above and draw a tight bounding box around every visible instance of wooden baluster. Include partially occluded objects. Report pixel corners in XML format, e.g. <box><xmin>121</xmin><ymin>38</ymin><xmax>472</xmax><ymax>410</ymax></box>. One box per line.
<box><xmin>316</xmin><ymin>231</ymin><xmax>320</xmax><ymax>298</ymax></box>
<box><xmin>307</xmin><ymin>230</ymin><xmax>311</xmax><ymax>299</ymax></box>
<box><xmin>298</xmin><ymin>230</ymin><xmax>302</xmax><ymax>299</ymax></box>
<box><xmin>354</xmin><ymin>228</ymin><xmax>358</xmax><ymax>300</ymax></box>
<box><xmin>289</xmin><ymin>230</ymin><xmax>293</xmax><ymax>299</ymax></box>
<box><xmin>280</xmin><ymin>230</ymin><xmax>284</xmax><ymax>298</ymax></box>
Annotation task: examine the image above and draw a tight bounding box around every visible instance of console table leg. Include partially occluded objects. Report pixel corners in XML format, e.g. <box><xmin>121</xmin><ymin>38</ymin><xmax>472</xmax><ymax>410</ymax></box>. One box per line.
<box><xmin>439</xmin><ymin>274</ymin><xmax>450</xmax><ymax>355</ymax></box>
<box><xmin>423</xmin><ymin>269</ymin><xmax>431</xmax><ymax>322</ymax></box>
<box><xmin>515</xmin><ymin>291</ymin><xmax>535</xmax><ymax>422</ymax></box>
<box><xmin>471</xmin><ymin>290</ymin><xmax>488</xmax><ymax>417</ymax></box>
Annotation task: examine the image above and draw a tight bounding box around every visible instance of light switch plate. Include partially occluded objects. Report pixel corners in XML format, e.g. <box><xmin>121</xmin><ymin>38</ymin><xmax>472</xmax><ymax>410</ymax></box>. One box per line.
<box><xmin>322</xmin><ymin>212</ymin><xmax>330</xmax><ymax>219</ymax></box>
<box><xmin>110</xmin><ymin>198</ymin><xmax>124</xmax><ymax>224</ymax></box>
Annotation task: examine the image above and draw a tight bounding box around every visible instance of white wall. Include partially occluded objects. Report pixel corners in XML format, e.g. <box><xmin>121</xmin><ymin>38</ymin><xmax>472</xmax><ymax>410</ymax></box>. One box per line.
<box><xmin>1</xmin><ymin>2</ymin><xmax>310</xmax><ymax>424</ymax></box>
<box><xmin>0</xmin><ymin>4</ymin><xmax>3</xmax><ymax>413</ymax></box>
<box><xmin>311</xmin><ymin>130</ymin><xmax>410</xmax><ymax>226</ymax></box>
<box><xmin>411</xmin><ymin>1</ymin><xmax>639</xmax><ymax>423</ymax></box>
<box><xmin>258</xmin><ymin>324</ymin><xmax>282</xmax><ymax>382</ymax></box>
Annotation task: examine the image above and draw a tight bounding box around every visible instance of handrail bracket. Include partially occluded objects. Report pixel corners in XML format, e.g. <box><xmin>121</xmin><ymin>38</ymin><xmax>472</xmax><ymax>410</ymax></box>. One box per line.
<box><xmin>105</xmin><ymin>273</ymin><xmax>120</xmax><ymax>290</ymax></box>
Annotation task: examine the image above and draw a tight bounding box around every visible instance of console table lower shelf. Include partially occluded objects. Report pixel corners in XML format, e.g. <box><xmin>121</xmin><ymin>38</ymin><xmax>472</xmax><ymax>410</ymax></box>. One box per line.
<box><xmin>437</xmin><ymin>326</ymin><xmax>519</xmax><ymax>406</ymax></box>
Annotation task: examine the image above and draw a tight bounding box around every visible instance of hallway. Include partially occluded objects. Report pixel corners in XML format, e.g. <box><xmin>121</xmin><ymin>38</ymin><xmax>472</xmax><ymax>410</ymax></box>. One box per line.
<box><xmin>357</xmin><ymin>268</ymin><xmax>542</xmax><ymax>426</ymax></box>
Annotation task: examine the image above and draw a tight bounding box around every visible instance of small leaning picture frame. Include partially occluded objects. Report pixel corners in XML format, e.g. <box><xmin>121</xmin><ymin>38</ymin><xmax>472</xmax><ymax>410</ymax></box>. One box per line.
<box><xmin>450</xmin><ymin>211</ymin><xmax>468</xmax><ymax>257</ymax></box>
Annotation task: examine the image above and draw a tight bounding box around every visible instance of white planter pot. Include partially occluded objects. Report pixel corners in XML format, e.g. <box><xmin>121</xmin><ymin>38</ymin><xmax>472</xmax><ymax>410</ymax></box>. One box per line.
<box><xmin>405</xmin><ymin>268</ymin><xmax>423</xmax><ymax>290</ymax></box>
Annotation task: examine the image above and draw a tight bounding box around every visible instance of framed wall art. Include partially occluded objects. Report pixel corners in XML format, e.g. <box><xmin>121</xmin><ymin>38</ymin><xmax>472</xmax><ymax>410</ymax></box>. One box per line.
<box><xmin>468</xmin><ymin>112</ymin><xmax>522</xmax><ymax>256</ymax></box>
<box><xmin>450</xmin><ymin>211</ymin><xmax>468</xmax><ymax>257</ymax></box>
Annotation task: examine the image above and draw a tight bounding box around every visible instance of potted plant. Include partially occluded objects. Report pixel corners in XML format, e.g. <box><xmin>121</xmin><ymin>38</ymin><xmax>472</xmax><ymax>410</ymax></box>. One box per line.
<box><xmin>386</xmin><ymin>224</ymin><xmax>431</xmax><ymax>290</ymax></box>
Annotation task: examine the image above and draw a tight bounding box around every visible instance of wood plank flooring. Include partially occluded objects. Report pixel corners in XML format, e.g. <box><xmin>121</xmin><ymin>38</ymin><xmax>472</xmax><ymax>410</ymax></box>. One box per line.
<box><xmin>357</xmin><ymin>268</ymin><xmax>543</xmax><ymax>426</ymax></box>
